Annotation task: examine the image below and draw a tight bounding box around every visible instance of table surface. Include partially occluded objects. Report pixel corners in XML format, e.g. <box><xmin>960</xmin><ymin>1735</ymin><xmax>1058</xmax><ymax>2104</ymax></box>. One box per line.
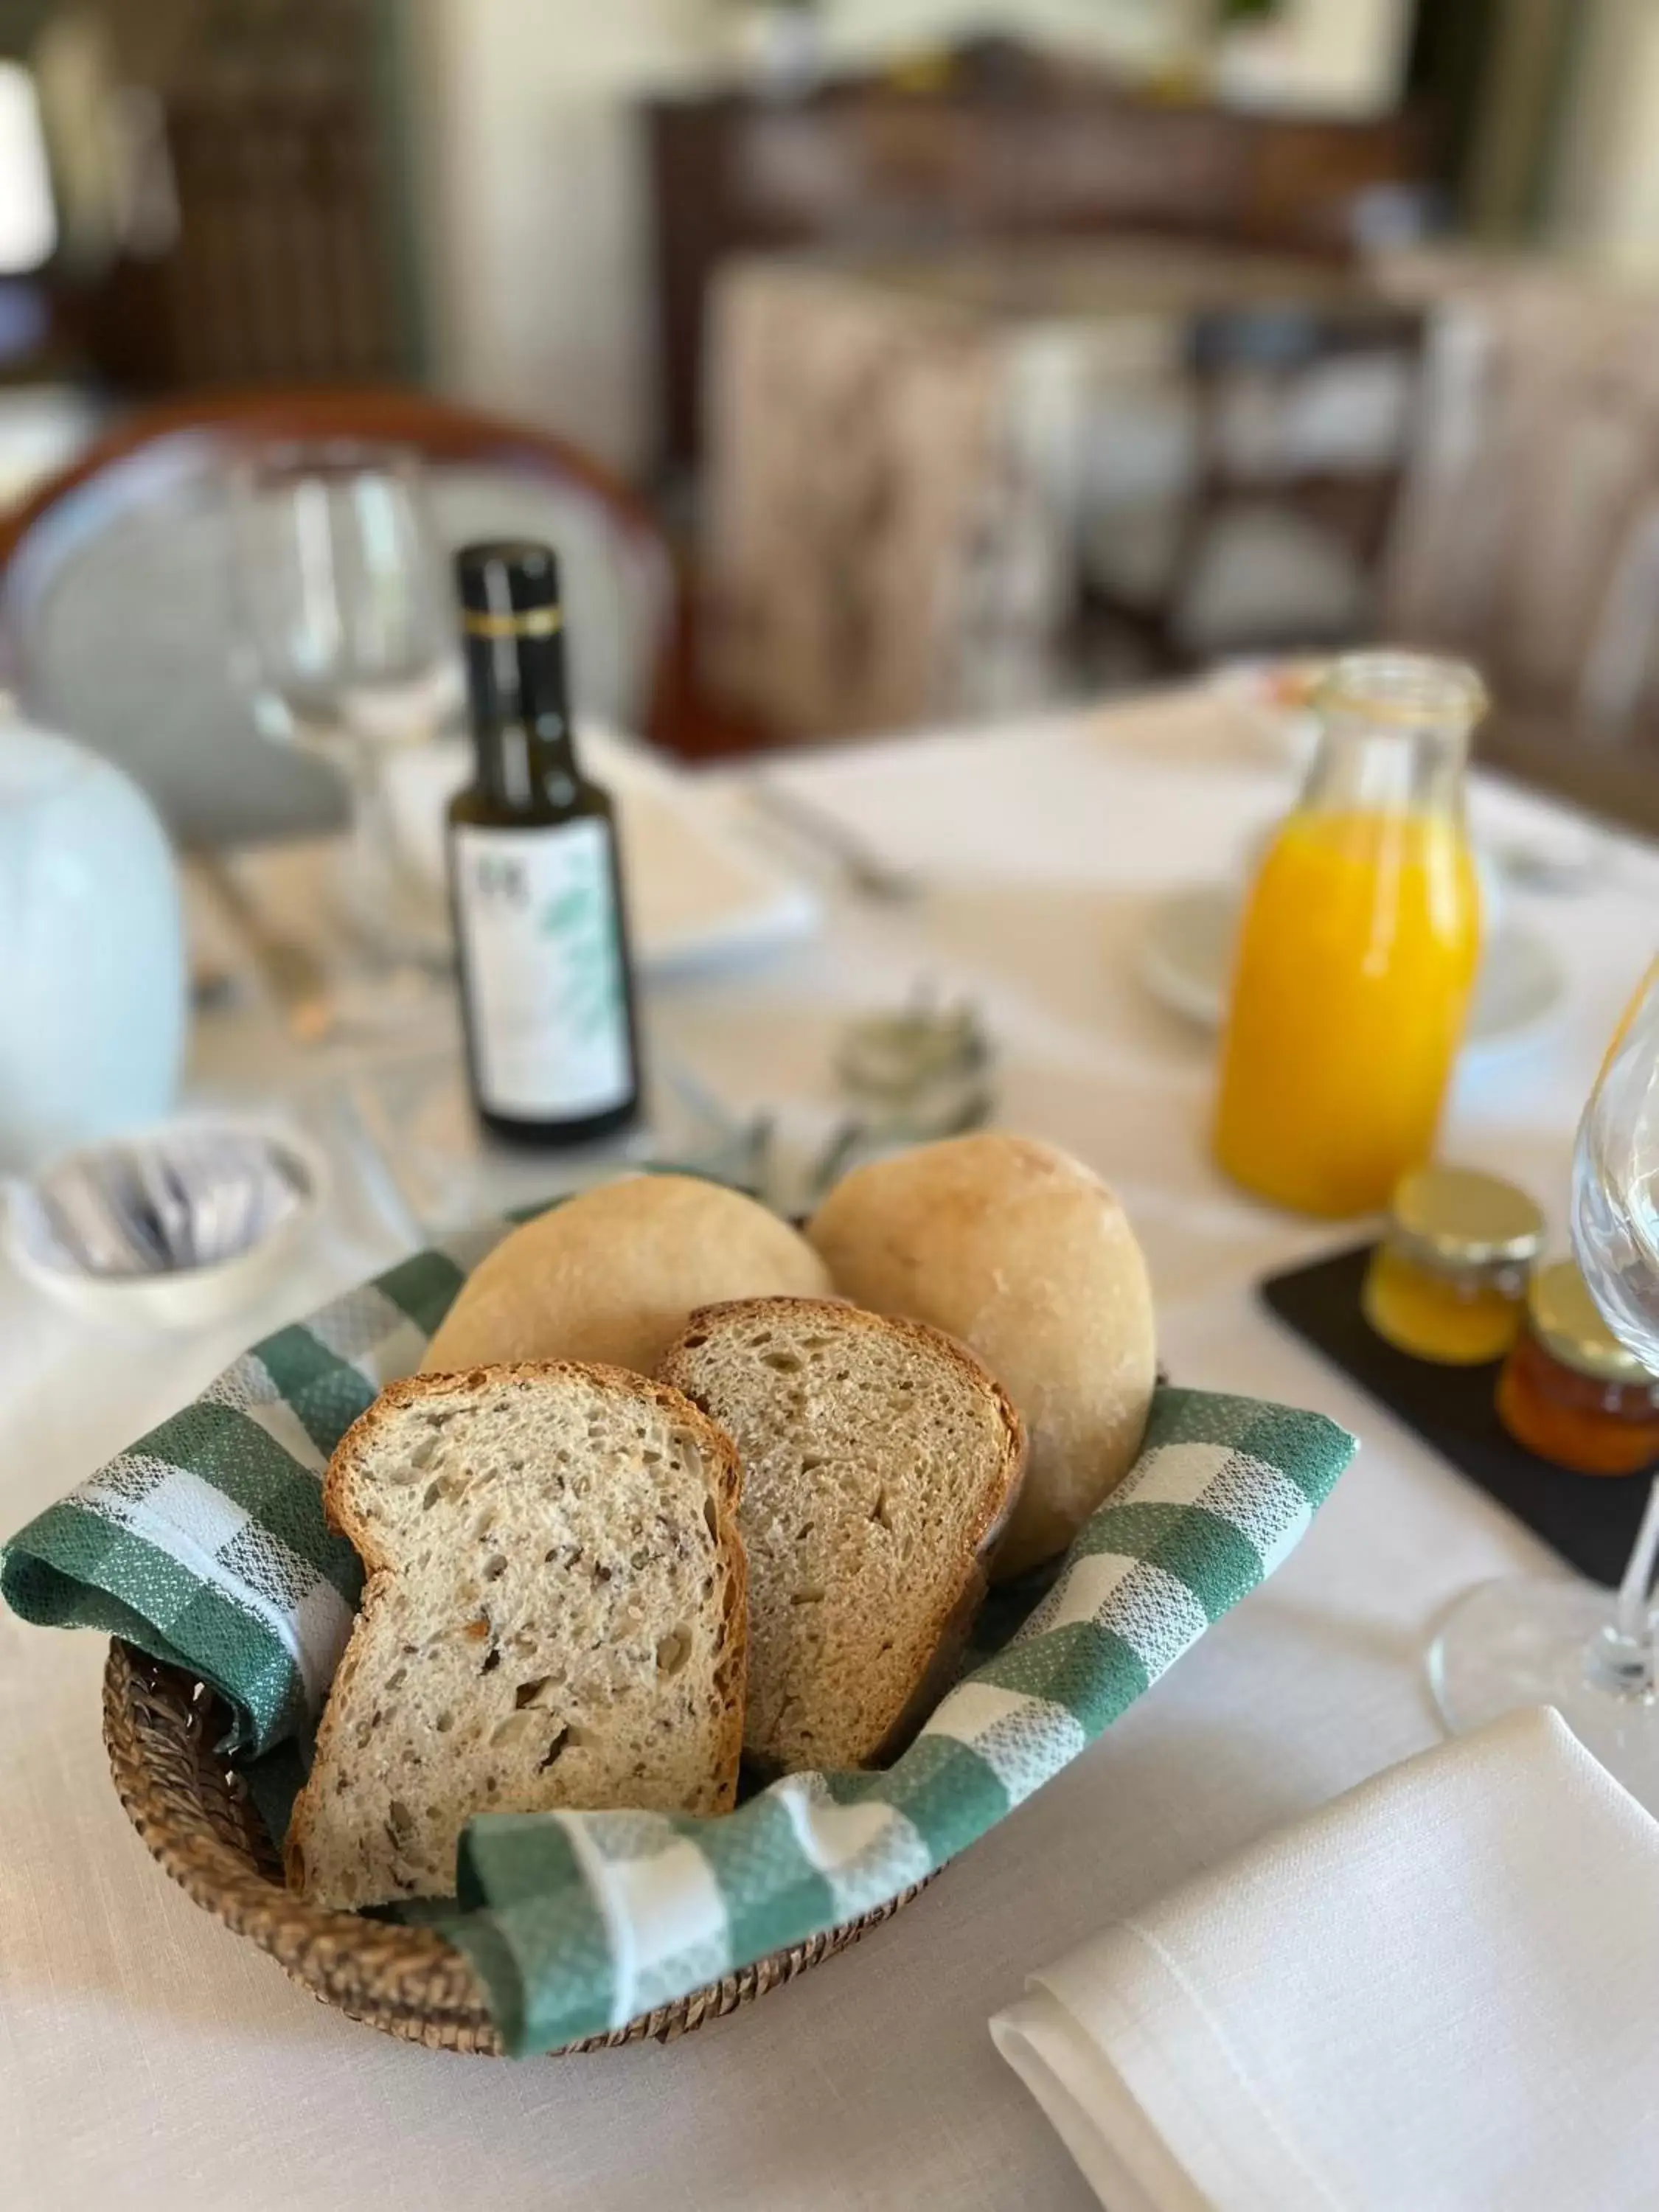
<box><xmin>4</xmin><ymin>689</ymin><xmax>1654</xmax><ymax>2212</ymax></box>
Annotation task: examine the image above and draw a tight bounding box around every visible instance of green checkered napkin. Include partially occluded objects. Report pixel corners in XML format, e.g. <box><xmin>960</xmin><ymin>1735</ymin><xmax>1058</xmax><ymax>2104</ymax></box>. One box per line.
<box><xmin>1</xmin><ymin>1220</ymin><xmax>1354</xmax><ymax>2056</ymax></box>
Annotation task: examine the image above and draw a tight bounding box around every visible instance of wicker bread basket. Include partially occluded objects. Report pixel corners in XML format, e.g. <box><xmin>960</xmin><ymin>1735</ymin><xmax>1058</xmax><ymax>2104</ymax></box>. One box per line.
<box><xmin>102</xmin><ymin>1638</ymin><xmax>929</xmax><ymax>2055</ymax></box>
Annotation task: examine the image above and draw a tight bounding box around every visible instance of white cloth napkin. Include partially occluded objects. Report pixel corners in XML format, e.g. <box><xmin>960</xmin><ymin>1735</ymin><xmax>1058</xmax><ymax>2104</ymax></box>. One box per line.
<box><xmin>377</xmin><ymin>727</ymin><xmax>818</xmax><ymax>973</ymax></box>
<box><xmin>992</xmin><ymin>1708</ymin><xmax>1659</xmax><ymax>2212</ymax></box>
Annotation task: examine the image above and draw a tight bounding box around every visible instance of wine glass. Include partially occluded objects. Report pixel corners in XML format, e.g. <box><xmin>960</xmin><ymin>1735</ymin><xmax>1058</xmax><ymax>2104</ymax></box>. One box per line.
<box><xmin>229</xmin><ymin>439</ymin><xmax>458</xmax><ymax>962</ymax></box>
<box><xmin>1427</xmin><ymin>959</ymin><xmax>1659</xmax><ymax>1809</ymax></box>
<box><xmin>1573</xmin><ymin>959</ymin><xmax>1659</xmax><ymax>1367</ymax></box>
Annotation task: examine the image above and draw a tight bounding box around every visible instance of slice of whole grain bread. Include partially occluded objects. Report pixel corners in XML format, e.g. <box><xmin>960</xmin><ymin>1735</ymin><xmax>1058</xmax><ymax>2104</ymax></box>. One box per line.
<box><xmin>660</xmin><ymin>1297</ymin><xmax>1024</xmax><ymax>1775</ymax></box>
<box><xmin>286</xmin><ymin>1361</ymin><xmax>746</xmax><ymax>1911</ymax></box>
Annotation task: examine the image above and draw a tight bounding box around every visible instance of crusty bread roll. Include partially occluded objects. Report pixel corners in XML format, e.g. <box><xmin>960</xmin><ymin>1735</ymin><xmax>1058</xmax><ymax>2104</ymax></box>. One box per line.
<box><xmin>422</xmin><ymin>1173</ymin><xmax>832</xmax><ymax>1377</ymax></box>
<box><xmin>806</xmin><ymin>1134</ymin><xmax>1155</xmax><ymax>1579</ymax></box>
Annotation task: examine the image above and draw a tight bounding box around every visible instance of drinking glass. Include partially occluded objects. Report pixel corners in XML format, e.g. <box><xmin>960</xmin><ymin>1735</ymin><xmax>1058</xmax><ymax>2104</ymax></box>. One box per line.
<box><xmin>1428</xmin><ymin>959</ymin><xmax>1659</xmax><ymax>1809</ymax></box>
<box><xmin>1573</xmin><ymin>959</ymin><xmax>1659</xmax><ymax>1367</ymax></box>
<box><xmin>229</xmin><ymin>440</ymin><xmax>456</xmax><ymax>961</ymax></box>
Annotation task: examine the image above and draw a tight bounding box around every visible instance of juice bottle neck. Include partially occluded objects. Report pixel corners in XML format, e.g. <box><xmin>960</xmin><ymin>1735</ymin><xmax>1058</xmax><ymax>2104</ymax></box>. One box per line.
<box><xmin>1302</xmin><ymin>724</ymin><xmax>1470</xmax><ymax>821</ymax></box>
<box><xmin>1300</xmin><ymin>652</ymin><xmax>1484</xmax><ymax>824</ymax></box>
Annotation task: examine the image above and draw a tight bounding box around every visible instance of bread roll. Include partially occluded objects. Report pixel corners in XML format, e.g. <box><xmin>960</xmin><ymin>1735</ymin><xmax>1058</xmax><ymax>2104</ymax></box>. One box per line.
<box><xmin>807</xmin><ymin>1134</ymin><xmax>1155</xmax><ymax>1579</ymax></box>
<box><xmin>422</xmin><ymin>1173</ymin><xmax>832</xmax><ymax>1377</ymax></box>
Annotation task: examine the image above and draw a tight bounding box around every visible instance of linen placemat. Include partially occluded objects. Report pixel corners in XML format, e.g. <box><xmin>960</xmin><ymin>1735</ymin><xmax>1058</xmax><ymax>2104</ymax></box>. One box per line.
<box><xmin>3</xmin><ymin>1220</ymin><xmax>1355</xmax><ymax>2055</ymax></box>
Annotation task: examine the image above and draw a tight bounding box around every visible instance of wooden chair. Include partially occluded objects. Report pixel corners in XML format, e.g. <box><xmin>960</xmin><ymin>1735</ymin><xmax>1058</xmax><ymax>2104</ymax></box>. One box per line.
<box><xmin>0</xmin><ymin>389</ymin><xmax>676</xmax><ymax>846</ymax></box>
<box><xmin>1475</xmin><ymin>491</ymin><xmax>1659</xmax><ymax>835</ymax></box>
<box><xmin>1077</xmin><ymin>296</ymin><xmax>1425</xmax><ymax>674</ymax></box>
<box><xmin>1380</xmin><ymin>280</ymin><xmax>1659</xmax><ymax>830</ymax></box>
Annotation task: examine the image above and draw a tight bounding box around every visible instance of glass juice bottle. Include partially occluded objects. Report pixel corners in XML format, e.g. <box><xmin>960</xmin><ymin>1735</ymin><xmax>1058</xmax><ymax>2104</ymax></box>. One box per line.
<box><xmin>1213</xmin><ymin>651</ymin><xmax>1486</xmax><ymax>1217</ymax></box>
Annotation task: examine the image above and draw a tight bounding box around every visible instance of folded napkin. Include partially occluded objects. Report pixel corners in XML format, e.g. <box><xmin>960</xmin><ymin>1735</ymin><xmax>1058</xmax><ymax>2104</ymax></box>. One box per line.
<box><xmin>992</xmin><ymin>1706</ymin><xmax>1659</xmax><ymax>2212</ymax></box>
<box><xmin>1</xmin><ymin>1208</ymin><xmax>1354</xmax><ymax>2056</ymax></box>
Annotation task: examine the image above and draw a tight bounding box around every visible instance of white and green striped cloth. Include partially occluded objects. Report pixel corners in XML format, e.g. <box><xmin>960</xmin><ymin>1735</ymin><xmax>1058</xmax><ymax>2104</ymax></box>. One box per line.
<box><xmin>1</xmin><ymin>1217</ymin><xmax>1355</xmax><ymax>2056</ymax></box>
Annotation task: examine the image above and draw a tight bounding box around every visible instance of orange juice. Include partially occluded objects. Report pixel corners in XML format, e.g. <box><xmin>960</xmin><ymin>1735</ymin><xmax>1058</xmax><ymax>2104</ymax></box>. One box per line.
<box><xmin>1214</xmin><ymin>809</ymin><xmax>1481</xmax><ymax>1217</ymax></box>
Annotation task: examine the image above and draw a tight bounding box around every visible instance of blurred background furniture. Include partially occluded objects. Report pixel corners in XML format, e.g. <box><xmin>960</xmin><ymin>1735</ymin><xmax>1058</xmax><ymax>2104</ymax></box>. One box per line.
<box><xmin>31</xmin><ymin>0</ymin><xmax>419</xmax><ymax>392</ymax></box>
<box><xmin>0</xmin><ymin>387</ymin><xmax>675</xmax><ymax>846</ymax></box>
<box><xmin>704</xmin><ymin>242</ymin><xmax>1423</xmax><ymax>738</ymax></box>
<box><xmin>645</xmin><ymin>39</ymin><xmax>1432</xmax><ymax>481</ymax></box>
<box><xmin>1</xmin><ymin>4</ymin><xmax>1659</xmax><ymax>821</ymax></box>
<box><xmin>1380</xmin><ymin>248</ymin><xmax>1659</xmax><ymax>830</ymax></box>
<box><xmin>1099</xmin><ymin>290</ymin><xmax>1423</xmax><ymax>667</ymax></box>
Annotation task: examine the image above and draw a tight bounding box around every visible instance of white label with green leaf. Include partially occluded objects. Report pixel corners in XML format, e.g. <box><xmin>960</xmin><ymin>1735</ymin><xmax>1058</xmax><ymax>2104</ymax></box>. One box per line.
<box><xmin>453</xmin><ymin>818</ymin><xmax>632</xmax><ymax>1120</ymax></box>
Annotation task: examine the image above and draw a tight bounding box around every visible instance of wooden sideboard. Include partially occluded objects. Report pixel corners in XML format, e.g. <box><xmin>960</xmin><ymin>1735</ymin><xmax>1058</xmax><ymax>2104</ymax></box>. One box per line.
<box><xmin>644</xmin><ymin>58</ymin><xmax>1430</xmax><ymax>476</ymax></box>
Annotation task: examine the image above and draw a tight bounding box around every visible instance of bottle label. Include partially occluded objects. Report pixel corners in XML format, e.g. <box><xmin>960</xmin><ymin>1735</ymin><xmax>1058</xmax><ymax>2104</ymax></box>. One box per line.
<box><xmin>451</xmin><ymin>818</ymin><xmax>633</xmax><ymax>1121</ymax></box>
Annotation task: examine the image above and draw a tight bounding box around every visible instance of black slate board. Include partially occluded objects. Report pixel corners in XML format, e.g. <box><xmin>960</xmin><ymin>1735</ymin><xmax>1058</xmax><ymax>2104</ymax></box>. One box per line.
<box><xmin>1261</xmin><ymin>1243</ymin><xmax>1651</xmax><ymax>1589</ymax></box>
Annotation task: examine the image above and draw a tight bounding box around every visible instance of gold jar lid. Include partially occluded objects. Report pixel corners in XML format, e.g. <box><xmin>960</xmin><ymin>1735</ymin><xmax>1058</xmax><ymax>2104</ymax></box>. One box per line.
<box><xmin>1527</xmin><ymin>1260</ymin><xmax>1655</xmax><ymax>1385</ymax></box>
<box><xmin>1388</xmin><ymin>1166</ymin><xmax>1544</xmax><ymax>1273</ymax></box>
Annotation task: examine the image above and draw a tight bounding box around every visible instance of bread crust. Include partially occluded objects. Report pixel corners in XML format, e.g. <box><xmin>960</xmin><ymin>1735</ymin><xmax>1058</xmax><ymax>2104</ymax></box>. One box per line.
<box><xmin>323</xmin><ymin>1361</ymin><xmax>744</xmax><ymax>1568</ymax></box>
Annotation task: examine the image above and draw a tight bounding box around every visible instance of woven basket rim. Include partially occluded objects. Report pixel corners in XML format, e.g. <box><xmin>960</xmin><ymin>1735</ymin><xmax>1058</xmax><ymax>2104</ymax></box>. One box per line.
<box><xmin>102</xmin><ymin>1638</ymin><xmax>931</xmax><ymax>2054</ymax></box>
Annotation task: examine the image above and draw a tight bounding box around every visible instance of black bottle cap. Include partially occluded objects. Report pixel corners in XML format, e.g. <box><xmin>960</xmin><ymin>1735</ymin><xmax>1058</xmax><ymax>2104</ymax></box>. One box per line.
<box><xmin>455</xmin><ymin>540</ymin><xmax>563</xmax><ymax>636</ymax></box>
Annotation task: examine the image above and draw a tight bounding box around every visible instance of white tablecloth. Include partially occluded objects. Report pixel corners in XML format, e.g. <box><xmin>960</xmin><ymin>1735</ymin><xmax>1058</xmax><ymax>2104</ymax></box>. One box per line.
<box><xmin>3</xmin><ymin>690</ymin><xmax>1655</xmax><ymax>2212</ymax></box>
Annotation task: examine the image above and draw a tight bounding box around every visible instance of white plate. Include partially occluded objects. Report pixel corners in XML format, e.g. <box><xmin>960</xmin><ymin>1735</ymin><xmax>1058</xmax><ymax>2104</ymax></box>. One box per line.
<box><xmin>1140</xmin><ymin>882</ymin><xmax>1565</xmax><ymax>1056</ymax></box>
<box><xmin>380</xmin><ymin>726</ymin><xmax>820</xmax><ymax>977</ymax></box>
<box><xmin>1206</xmin><ymin>655</ymin><xmax>1328</xmax><ymax>771</ymax></box>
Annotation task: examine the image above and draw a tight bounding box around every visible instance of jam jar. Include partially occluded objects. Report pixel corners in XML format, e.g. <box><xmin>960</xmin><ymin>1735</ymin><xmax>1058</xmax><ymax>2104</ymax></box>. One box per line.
<box><xmin>1362</xmin><ymin>1166</ymin><xmax>1544</xmax><ymax>1366</ymax></box>
<box><xmin>1497</xmin><ymin>1259</ymin><xmax>1659</xmax><ymax>1476</ymax></box>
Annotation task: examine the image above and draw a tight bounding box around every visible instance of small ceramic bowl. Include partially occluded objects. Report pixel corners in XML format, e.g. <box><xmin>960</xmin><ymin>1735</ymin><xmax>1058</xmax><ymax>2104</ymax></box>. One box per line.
<box><xmin>4</xmin><ymin>1116</ymin><xmax>327</xmax><ymax>1329</ymax></box>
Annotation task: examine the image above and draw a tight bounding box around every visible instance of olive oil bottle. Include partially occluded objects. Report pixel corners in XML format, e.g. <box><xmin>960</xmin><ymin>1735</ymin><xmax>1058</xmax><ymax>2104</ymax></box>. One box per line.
<box><xmin>447</xmin><ymin>540</ymin><xmax>641</xmax><ymax>1145</ymax></box>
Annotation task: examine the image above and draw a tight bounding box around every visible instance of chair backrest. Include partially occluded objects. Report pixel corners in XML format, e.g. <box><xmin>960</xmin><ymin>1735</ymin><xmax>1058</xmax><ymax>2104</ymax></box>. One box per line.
<box><xmin>1381</xmin><ymin>284</ymin><xmax>1659</xmax><ymax>729</ymax></box>
<box><xmin>1169</xmin><ymin>298</ymin><xmax>1423</xmax><ymax>658</ymax></box>
<box><xmin>0</xmin><ymin>389</ymin><xmax>675</xmax><ymax>846</ymax></box>
<box><xmin>1574</xmin><ymin>495</ymin><xmax>1659</xmax><ymax>745</ymax></box>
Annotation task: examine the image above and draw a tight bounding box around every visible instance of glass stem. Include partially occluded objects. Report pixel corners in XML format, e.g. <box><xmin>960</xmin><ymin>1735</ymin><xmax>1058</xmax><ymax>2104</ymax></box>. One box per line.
<box><xmin>1596</xmin><ymin>1475</ymin><xmax>1659</xmax><ymax>1694</ymax></box>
